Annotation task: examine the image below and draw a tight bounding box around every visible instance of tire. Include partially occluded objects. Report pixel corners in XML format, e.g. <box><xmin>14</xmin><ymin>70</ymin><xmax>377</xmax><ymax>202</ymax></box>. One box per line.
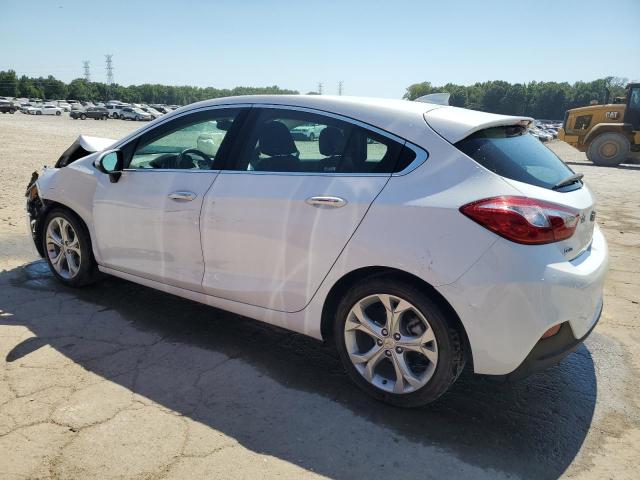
<box><xmin>334</xmin><ymin>276</ymin><xmax>465</xmax><ymax>407</ymax></box>
<box><xmin>80</xmin><ymin>113</ymin><xmax>86</xmax><ymax>120</ymax></box>
<box><xmin>42</xmin><ymin>208</ymin><xmax>99</xmax><ymax>287</ymax></box>
<box><xmin>309</xmin><ymin>133</ymin><xmax>315</xmax><ymax>141</ymax></box>
<box><xmin>56</xmin><ymin>111</ymin><xmax>61</xmax><ymax>116</ymax></box>
<box><xmin>112</xmin><ymin>113</ymin><xmax>119</xmax><ymax>119</ymax></box>
<box><xmin>9</xmin><ymin>109</ymin><xmax>15</xmax><ymax>114</ymax></box>
<box><xmin>587</xmin><ymin>132</ymin><xmax>630</xmax><ymax>167</ymax></box>
<box><xmin>36</xmin><ymin>111</ymin><xmax>42</xmax><ymax>115</ymax></box>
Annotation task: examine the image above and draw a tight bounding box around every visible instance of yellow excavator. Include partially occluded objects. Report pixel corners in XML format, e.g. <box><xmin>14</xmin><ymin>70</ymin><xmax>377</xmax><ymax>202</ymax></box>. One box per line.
<box><xmin>558</xmin><ymin>83</ymin><xmax>640</xmax><ymax>166</ymax></box>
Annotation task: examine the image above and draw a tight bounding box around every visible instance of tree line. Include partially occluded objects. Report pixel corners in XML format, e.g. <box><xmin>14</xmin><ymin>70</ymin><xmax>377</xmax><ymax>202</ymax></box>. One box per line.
<box><xmin>0</xmin><ymin>70</ymin><xmax>298</xmax><ymax>105</ymax></box>
<box><xmin>0</xmin><ymin>69</ymin><xmax>629</xmax><ymax>118</ymax></box>
<box><xmin>403</xmin><ymin>77</ymin><xmax>629</xmax><ymax>119</ymax></box>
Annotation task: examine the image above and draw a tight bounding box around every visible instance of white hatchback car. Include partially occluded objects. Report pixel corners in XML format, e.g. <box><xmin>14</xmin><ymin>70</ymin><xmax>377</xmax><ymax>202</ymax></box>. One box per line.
<box><xmin>26</xmin><ymin>95</ymin><xmax>608</xmax><ymax>406</ymax></box>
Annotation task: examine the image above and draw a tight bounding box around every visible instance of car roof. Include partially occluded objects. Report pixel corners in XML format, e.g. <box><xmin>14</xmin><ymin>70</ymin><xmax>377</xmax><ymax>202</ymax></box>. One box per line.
<box><xmin>117</xmin><ymin>95</ymin><xmax>532</xmax><ymax>147</ymax></box>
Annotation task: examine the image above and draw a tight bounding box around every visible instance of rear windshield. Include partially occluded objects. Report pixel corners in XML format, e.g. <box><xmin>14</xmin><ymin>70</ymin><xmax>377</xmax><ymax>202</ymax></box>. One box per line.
<box><xmin>455</xmin><ymin>126</ymin><xmax>580</xmax><ymax>191</ymax></box>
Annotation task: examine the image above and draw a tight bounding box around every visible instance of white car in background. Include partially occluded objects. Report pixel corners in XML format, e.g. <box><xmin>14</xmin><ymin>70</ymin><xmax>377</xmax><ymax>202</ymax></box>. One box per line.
<box><xmin>35</xmin><ymin>105</ymin><xmax>63</xmax><ymax>116</ymax></box>
<box><xmin>140</xmin><ymin>106</ymin><xmax>163</xmax><ymax>119</ymax></box>
<box><xmin>119</xmin><ymin>107</ymin><xmax>152</xmax><ymax>121</ymax></box>
<box><xmin>290</xmin><ymin>123</ymin><xmax>326</xmax><ymax>141</ymax></box>
<box><xmin>57</xmin><ymin>102</ymin><xmax>72</xmax><ymax>112</ymax></box>
<box><xmin>25</xmin><ymin>95</ymin><xmax>607</xmax><ymax>407</ymax></box>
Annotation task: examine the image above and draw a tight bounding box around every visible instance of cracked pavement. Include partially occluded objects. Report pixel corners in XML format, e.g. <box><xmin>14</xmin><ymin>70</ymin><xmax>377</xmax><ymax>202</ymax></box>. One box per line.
<box><xmin>1</xmin><ymin>115</ymin><xmax>639</xmax><ymax>479</ymax></box>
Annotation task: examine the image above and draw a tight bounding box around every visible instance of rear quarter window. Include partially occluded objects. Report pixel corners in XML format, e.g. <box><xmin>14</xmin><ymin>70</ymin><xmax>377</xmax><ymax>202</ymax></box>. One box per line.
<box><xmin>455</xmin><ymin>125</ymin><xmax>579</xmax><ymax>190</ymax></box>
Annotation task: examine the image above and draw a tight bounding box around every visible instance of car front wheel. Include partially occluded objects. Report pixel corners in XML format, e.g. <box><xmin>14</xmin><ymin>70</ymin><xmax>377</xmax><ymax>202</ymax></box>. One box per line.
<box><xmin>334</xmin><ymin>276</ymin><xmax>465</xmax><ymax>407</ymax></box>
<box><xmin>43</xmin><ymin>209</ymin><xmax>99</xmax><ymax>287</ymax></box>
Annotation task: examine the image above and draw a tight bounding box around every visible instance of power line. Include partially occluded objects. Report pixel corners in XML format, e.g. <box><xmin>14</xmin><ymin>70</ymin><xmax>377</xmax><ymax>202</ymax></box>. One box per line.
<box><xmin>105</xmin><ymin>54</ymin><xmax>114</xmax><ymax>85</ymax></box>
<box><xmin>82</xmin><ymin>60</ymin><xmax>90</xmax><ymax>82</ymax></box>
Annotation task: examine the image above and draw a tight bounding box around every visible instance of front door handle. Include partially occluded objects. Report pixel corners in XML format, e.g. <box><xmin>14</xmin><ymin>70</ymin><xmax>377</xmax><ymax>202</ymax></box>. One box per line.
<box><xmin>168</xmin><ymin>191</ymin><xmax>197</xmax><ymax>201</ymax></box>
<box><xmin>306</xmin><ymin>196</ymin><xmax>347</xmax><ymax>208</ymax></box>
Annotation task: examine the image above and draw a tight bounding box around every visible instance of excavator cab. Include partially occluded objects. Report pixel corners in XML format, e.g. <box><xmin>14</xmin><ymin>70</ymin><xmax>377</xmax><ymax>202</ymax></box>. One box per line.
<box><xmin>624</xmin><ymin>84</ymin><xmax>640</xmax><ymax>131</ymax></box>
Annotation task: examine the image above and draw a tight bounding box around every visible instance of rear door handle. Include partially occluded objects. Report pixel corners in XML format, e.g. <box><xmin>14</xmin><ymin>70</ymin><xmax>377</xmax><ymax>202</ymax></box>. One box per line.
<box><xmin>168</xmin><ymin>191</ymin><xmax>197</xmax><ymax>201</ymax></box>
<box><xmin>306</xmin><ymin>196</ymin><xmax>347</xmax><ymax>208</ymax></box>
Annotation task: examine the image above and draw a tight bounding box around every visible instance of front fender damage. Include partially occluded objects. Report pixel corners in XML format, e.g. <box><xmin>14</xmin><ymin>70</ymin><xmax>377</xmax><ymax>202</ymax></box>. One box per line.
<box><xmin>26</xmin><ymin>171</ymin><xmax>48</xmax><ymax>258</ymax></box>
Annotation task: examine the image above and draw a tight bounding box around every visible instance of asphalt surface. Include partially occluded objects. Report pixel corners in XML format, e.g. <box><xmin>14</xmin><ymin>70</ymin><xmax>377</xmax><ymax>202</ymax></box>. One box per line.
<box><xmin>0</xmin><ymin>114</ymin><xmax>638</xmax><ymax>479</ymax></box>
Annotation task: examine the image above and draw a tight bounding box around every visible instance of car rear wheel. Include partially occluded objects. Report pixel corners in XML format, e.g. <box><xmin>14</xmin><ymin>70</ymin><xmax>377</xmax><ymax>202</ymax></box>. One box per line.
<box><xmin>80</xmin><ymin>113</ymin><xmax>86</xmax><ymax>120</ymax></box>
<box><xmin>309</xmin><ymin>133</ymin><xmax>315</xmax><ymax>141</ymax></box>
<box><xmin>43</xmin><ymin>209</ymin><xmax>99</xmax><ymax>287</ymax></box>
<box><xmin>587</xmin><ymin>132</ymin><xmax>630</xmax><ymax>166</ymax></box>
<box><xmin>56</xmin><ymin>111</ymin><xmax>61</xmax><ymax>116</ymax></box>
<box><xmin>334</xmin><ymin>276</ymin><xmax>465</xmax><ymax>407</ymax></box>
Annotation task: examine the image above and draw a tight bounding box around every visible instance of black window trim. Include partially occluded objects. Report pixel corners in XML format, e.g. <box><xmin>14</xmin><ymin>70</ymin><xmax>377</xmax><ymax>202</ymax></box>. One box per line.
<box><xmin>122</xmin><ymin>106</ymin><xmax>251</xmax><ymax>171</ymax></box>
<box><xmin>112</xmin><ymin>103</ymin><xmax>428</xmax><ymax>176</ymax></box>
<box><xmin>221</xmin><ymin>104</ymin><xmax>427</xmax><ymax>177</ymax></box>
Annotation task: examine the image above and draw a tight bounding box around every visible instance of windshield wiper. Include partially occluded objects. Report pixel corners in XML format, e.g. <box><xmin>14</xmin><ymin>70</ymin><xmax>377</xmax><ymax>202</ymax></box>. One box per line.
<box><xmin>553</xmin><ymin>173</ymin><xmax>584</xmax><ymax>190</ymax></box>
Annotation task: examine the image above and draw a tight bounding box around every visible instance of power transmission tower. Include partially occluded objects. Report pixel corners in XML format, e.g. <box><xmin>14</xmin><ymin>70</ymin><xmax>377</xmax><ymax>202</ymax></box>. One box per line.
<box><xmin>82</xmin><ymin>60</ymin><xmax>91</xmax><ymax>82</ymax></box>
<box><xmin>318</xmin><ymin>82</ymin><xmax>323</xmax><ymax>95</ymax></box>
<box><xmin>105</xmin><ymin>54</ymin><xmax>114</xmax><ymax>85</ymax></box>
<box><xmin>338</xmin><ymin>81</ymin><xmax>343</xmax><ymax>96</ymax></box>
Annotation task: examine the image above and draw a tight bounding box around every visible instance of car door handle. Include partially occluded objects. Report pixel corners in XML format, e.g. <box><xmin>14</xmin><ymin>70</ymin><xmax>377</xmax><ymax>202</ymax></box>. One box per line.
<box><xmin>306</xmin><ymin>196</ymin><xmax>347</xmax><ymax>208</ymax></box>
<box><xmin>168</xmin><ymin>191</ymin><xmax>197</xmax><ymax>201</ymax></box>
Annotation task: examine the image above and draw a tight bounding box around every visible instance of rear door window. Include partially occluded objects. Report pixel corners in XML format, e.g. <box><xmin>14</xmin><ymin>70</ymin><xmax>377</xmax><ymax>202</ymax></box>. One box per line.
<box><xmin>229</xmin><ymin>108</ymin><xmax>408</xmax><ymax>174</ymax></box>
<box><xmin>455</xmin><ymin>125</ymin><xmax>580</xmax><ymax>190</ymax></box>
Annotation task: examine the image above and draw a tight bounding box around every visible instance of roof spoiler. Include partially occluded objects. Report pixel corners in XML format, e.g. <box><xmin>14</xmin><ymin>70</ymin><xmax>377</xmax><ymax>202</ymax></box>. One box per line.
<box><xmin>414</xmin><ymin>93</ymin><xmax>450</xmax><ymax>106</ymax></box>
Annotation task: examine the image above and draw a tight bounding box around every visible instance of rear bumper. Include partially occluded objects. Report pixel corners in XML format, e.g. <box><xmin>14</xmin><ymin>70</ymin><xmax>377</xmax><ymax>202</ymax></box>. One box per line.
<box><xmin>438</xmin><ymin>225</ymin><xmax>608</xmax><ymax>375</ymax></box>
<box><xmin>491</xmin><ymin>300</ymin><xmax>602</xmax><ymax>381</ymax></box>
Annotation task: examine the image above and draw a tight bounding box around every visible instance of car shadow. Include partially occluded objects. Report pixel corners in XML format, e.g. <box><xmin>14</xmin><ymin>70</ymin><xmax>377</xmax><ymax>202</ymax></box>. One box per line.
<box><xmin>1</xmin><ymin>261</ymin><xmax>598</xmax><ymax>480</ymax></box>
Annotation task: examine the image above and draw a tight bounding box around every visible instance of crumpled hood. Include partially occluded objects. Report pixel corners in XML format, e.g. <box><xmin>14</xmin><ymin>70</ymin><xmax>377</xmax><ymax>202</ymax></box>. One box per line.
<box><xmin>55</xmin><ymin>135</ymin><xmax>116</xmax><ymax>168</ymax></box>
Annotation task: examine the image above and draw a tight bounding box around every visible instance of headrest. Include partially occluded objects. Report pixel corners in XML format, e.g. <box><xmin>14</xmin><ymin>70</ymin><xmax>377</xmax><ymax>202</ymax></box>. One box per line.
<box><xmin>319</xmin><ymin>127</ymin><xmax>345</xmax><ymax>156</ymax></box>
<box><xmin>259</xmin><ymin>121</ymin><xmax>298</xmax><ymax>156</ymax></box>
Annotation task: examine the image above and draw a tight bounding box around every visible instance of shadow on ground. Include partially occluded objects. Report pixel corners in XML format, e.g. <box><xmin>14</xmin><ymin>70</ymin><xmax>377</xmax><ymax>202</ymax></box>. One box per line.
<box><xmin>2</xmin><ymin>261</ymin><xmax>598</xmax><ymax>479</ymax></box>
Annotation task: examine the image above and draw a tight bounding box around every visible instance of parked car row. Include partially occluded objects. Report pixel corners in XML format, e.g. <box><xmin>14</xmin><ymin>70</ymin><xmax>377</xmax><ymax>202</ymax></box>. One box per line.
<box><xmin>529</xmin><ymin>120</ymin><xmax>562</xmax><ymax>142</ymax></box>
<box><xmin>104</xmin><ymin>101</ymin><xmax>178</xmax><ymax>120</ymax></box>
<box><xmin>0</xmin><ymin>96</ymin><xmax>180</xmax><ymax>121</ymax></box>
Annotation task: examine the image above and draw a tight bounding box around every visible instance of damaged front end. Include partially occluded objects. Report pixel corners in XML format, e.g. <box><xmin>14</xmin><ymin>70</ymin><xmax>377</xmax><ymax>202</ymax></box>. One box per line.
<box><xmin>55</xmin><ymin>134</ymin><xmax>116</xmax><ymax>168</ymax></box>
<box><xmin>25</xmin><ymin>171</ymin><xmax>47</xmax><ymax>257</ymax></box>
<box><xmin>25</xmin><ymin>134</ymin><xmax>116</xmax><ymax>257</ymax></box>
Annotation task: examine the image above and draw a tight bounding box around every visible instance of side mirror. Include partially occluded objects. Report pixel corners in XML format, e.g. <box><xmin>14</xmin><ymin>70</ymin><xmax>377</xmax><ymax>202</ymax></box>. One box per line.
<box><xmin>94</xmin><ymin>149</ymin><xmax>123</xmax><ymax>183</ymax></box>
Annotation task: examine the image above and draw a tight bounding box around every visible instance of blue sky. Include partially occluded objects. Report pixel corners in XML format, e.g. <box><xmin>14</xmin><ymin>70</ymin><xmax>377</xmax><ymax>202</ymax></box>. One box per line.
<box><xmin>1</xmin><ymin>0</ymin><xmax>638</xmax><ymax>98</ymax></box>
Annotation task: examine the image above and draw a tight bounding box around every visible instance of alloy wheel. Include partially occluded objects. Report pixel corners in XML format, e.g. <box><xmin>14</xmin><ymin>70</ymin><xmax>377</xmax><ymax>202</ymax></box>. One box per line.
<box><xmin>45</xmin><ymin>217</ymin><xmax>82</xmax><ymax>279</ymax></box>
<box><xmin>344</xmin><ymin>294</ymin><xmax>438</xmax><ymax>394</ymax></box>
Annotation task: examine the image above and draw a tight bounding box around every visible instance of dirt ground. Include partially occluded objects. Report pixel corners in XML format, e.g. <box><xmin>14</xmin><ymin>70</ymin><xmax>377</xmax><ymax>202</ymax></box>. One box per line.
<box><xmin>0</xmin><ymin>113</ymin><xmax>638</xmax><ymax>479</ymax></box>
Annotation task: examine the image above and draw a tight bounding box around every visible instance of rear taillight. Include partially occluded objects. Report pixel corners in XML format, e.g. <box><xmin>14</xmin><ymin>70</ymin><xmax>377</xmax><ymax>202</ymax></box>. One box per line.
<box><xmin>460</xmin><ymin>196</ymin><xmax>579</xmax><ymax>245</ymax></box>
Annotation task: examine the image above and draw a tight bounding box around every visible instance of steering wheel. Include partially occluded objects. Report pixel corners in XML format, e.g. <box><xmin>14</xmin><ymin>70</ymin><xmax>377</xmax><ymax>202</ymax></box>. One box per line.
<box><xmin>179</xmin><ymin>148</ymin><xmax>211</xmax><ymax>168</ymax></box>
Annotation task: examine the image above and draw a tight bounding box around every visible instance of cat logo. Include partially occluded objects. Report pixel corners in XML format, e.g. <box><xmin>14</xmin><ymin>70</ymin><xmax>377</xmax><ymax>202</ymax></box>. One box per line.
<box><xmin>605</xmin><ymin>111</ymin><xmax>619</xmax><ymax>119</ymax></box>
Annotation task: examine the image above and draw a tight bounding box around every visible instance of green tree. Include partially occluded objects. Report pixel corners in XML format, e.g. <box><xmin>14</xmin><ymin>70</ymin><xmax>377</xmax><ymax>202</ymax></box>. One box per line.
<box><xmin>0</xmin><ymin>70</ymin><xmax>18</xmax><ymax>97</ymax></box>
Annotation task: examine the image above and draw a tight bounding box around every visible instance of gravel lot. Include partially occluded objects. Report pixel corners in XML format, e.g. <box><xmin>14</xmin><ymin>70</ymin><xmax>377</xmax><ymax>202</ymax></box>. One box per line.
<box><xmin>1</xmin><ymin>113</ymin><xmax>639</xmax><ymax>479</ymax></box>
